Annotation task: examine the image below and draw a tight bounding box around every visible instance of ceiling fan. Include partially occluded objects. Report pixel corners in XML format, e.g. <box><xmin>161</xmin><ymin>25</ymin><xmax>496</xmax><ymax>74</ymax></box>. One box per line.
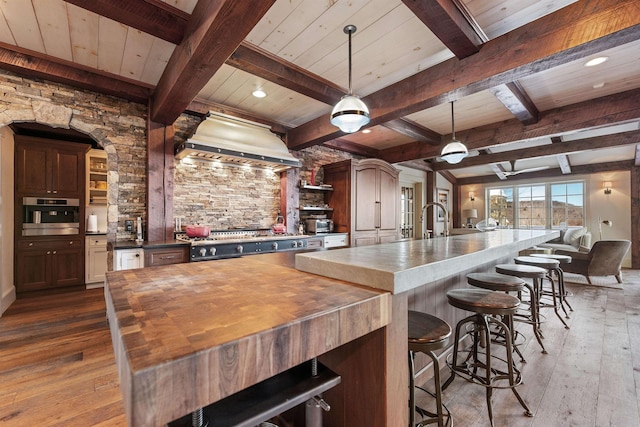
<box><xmin>494</xmin><ymin>160</ymin><xmax>550</xmax><ymax>179</ymax></box>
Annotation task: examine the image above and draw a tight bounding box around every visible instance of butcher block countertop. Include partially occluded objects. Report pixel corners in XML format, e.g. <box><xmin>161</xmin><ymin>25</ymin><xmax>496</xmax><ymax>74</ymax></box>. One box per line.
<box><xmin>104</xmin><ymin>252</ymin><xmax>391</xmax><ymax>427</ymax></box>
<box><xmin>296</xmin><ymin>229</ymin><xmax>559</xmax><ymax>294</ymax></box>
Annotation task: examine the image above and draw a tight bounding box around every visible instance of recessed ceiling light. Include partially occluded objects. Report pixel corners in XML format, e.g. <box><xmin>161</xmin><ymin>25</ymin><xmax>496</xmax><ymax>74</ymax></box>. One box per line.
<box><xmin>252</xmin><ymin>89</ymin><xmax>266</xmax><ymax>98</ymax></box>
<box><xmin>584</xmin><ymin>56</ymin><xmax>608</xmax><ymax>67</ymax></box>
<box><xmin>593</xmin><ymin>82</ymin><xmax>605</xmax><ymax>89</ymax></box>
<box><xmin>362</xmin><ymin>129</ymin><xmax>371</xmax><ymax>134</ymax></box>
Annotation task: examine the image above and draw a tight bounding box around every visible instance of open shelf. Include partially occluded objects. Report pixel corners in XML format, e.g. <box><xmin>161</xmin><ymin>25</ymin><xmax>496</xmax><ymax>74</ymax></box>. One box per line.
<box><xmin>168</xmin><ymin>360</ymin><xmax>340</xmax><ymax>427</ymax></box>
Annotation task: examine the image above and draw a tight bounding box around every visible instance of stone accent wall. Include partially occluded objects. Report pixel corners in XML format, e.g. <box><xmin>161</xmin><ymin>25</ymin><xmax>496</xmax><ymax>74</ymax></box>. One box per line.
<box><xmin>0</xmin><ymin>69</ymin><xmax>147</xmax><ymax>242</ymax></box>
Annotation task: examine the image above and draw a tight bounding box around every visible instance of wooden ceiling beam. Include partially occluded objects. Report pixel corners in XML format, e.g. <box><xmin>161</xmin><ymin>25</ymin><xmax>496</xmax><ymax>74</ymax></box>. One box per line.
<box><xmin>287</xmin><ymin>0</ymin><xmax>640</xmax><ymax>150</ymax></box>
<box><xmin>381</xmin><ymin>118</ymin><xmax>441</xmax><ymax>145</ymax></box>
<box><xmin>401</xmin><ymin>0</ymin><xmax>484</xmax><ymax>59</ymax></box>
<box><xmin>322</xmin><ymin>139</ymin><xmax>380</xmax><ymax>158</ymax></box>
<box><xmin>458</xmin><ymin>160</ymin><xmax>635</xmax><ymax>185</ymax></box>
<box><xmin>63</xmin><ymin>0</ymin><xmax>188</xmax><ymax>45</ymax></box>
<box><xmin>185</xmin><ymin>97</ymin><xmax>288</xmax><ymax>135</ymax></box>
<box><xmin>150</xmin><ymin>1</ymin><xmax>276</xmax><ymax>124</ymax></box>
<box><xmin>0</xmin><ymin>43</ymin><xmax>151</xmax><ymax>104</ymax></box>
<box><xmin>226</xmin><ymin>42</ymin><xmax>346</xmax><ymax>105</ymax></box>
<box><xmin>382</xmin><ymin>88</ymin><xmax>640</xmax><ymax>164</ymax></box>
<box><xmin>430</xmin><ymin>129</ymin><xmax>640</xmax><ymax>171</ymax></box>
<box><xmin>490</xmin><ymin>81</ymin><xmax>539</xmax><ymax>125</ymax></box>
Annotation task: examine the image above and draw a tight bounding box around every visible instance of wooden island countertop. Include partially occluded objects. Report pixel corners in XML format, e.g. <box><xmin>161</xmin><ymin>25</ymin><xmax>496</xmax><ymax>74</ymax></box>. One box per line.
<box><xmin>104</xmin><ymin>253</ymin><xmax>391</xmax><ymax>427</ymax></box>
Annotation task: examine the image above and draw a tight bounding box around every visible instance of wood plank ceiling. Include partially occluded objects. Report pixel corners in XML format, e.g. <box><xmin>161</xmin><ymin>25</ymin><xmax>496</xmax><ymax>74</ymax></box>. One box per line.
<box><xmin>0</xmin><ymin>0</ymin><xmax>638</xmax><ymax>183</ymax></box>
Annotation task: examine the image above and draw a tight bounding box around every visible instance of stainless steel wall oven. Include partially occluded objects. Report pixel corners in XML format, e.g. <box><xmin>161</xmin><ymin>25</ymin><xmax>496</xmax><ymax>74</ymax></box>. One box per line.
<box><xmin>22</xmin><ymin>197</ymin><xmax>80</xmax><ymax>236</ymax></box>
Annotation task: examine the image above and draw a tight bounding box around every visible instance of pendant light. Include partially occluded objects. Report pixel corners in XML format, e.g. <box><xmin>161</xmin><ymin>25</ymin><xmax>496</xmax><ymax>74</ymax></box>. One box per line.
<box><xmin>330</xmin><ymin>25</ymin><xmax>370</xmax><ymax>133</ymax></box>
<box><xmin>441</xmin><ymin>100</ymin><xmax>468</xmax><ymax>164</ymax></box>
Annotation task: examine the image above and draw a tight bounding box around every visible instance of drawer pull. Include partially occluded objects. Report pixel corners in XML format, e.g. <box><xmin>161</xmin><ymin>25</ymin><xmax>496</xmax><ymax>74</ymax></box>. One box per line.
<box><xmin>160</xmin><ymin>255</ymin><xmax>176</xmax><ymax>260</ymax></box>
<box><xmin>29</xmin><ymin>242</ymin><xmax>33</xmax><ymax>247</ymax></box>
<box><xmin>52</xmin><ymin>251</ymin><xmax>57</xmax><ymax>255</ymax></box>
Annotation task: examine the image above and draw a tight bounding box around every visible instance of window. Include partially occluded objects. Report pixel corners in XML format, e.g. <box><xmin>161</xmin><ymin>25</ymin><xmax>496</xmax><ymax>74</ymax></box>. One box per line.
<box><xmin>486</xmin><ymin>181</ymin><xmax>584</xmax><ymax>229</ymax></box>
<box><xmin>551</xmin><ymin>182</ymin><xmax>584</xmax><ymax>227</ymax></box>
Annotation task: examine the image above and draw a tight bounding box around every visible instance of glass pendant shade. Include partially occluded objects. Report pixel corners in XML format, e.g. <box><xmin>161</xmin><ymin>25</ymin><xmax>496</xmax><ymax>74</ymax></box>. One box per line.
<box><xmin>330</xmin><ymin>94</ymin><xmax>370</xmax><ymax>133</ymax></box>
<box><xmin>441</xmin><ymin>140</ymin><xmax>468</xmax><ymax>164</ymax></box>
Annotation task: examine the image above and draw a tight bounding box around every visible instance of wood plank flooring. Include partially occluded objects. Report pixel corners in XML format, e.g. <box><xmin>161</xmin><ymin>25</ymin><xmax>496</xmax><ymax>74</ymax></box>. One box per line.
<box><xmin>1</xmin><ymin>271</ymin><xmax>639</xmax><ymax>427</ymax></box>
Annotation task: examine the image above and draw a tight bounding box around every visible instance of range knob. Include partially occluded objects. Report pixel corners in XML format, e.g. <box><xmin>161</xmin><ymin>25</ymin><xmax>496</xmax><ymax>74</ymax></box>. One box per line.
<box><xmin>199</xmin><ymin>248</ymin><xmax>207</xmax><ymax>257</ymax></box>
<box><xmin>292</xmin><ymin>241</ymin><xmax>298</xmax><ymax>248</ymax></box>
<box><xmin>297</xmin><ymin>240</ymin><xmax>304</xmax><ymax>247</ymax></box>
<box><xmin>209</xmin><ymin>247</ymin><xmax>217</xmax><ymax>256</ymax></box>
<box><xmin>236</xmin><ymin>245</ymin><xmax>244</xmax><ymax>254</ymax></box>
<box><xmin>272</xmin><ymin>242</ymin><xmax>278</xmax><ymax>250</ymax></box>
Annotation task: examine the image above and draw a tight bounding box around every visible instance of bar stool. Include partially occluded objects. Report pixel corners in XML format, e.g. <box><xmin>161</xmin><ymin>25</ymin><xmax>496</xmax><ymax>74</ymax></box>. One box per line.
<box><xmin>514</xmin><ymin>256</ymin><xmax>569</xmax><ymax>329</ymax></box>
<box><xmin>495</xmin><ymin>263</ymin><xmax>548</xmax><ymax>354</ymax></box>
<box><xmin>530</xmin><ymin>253</ymin><xmax>573</xmax><ymax>315</ymax></box>
<box><xmin>446</xmin><ymin>289</ymin><xmax>533</xmax><ymax>426</ymax></box>
<box><xmin>408</xmin><ymin>310</ymin><xmax>452</xmax><ymax>427</ymax></box>
<box><xmin>466</xmin><ymin>272</ymin><xmax>528</xmax><ymax>363</ymax></box>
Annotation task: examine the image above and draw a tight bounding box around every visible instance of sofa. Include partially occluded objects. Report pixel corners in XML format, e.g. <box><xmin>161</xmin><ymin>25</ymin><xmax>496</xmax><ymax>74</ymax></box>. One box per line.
<box><xmin>555</xmin><ymin>240</ymin><xmax>631</xmax><ymax>284</ymax></box>
<box><xmin>539</xmin><ymin>227</ymin><xmax>592</xmax><ymax>253</ymax></box>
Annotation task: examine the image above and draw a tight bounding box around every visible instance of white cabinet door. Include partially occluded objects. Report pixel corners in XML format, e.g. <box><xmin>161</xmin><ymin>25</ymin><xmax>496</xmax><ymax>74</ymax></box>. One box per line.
<box><xmin>86</xmin><ymin>236</ymin><xmax>108</xmax><ymax>283</ymax></box>
<box><xmin>115</xmin><ymin>249</ymin><xmax>144</xmax><ymax>271</ymax></box>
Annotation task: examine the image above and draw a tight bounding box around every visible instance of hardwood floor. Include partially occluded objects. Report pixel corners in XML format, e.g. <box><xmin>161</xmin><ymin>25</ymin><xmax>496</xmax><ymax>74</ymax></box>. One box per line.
<box><xmin>1</xmin><ymin>271</ymin><xmax>639</xmax><ymax>427</ymax></box>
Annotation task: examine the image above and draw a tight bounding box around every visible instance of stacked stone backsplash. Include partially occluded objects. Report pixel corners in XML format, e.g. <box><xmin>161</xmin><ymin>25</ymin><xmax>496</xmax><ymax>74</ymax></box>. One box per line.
<box><xmin>0</xmin><ymin>69</ymin><xmax>147</xmax><ymax>242</ymax></box>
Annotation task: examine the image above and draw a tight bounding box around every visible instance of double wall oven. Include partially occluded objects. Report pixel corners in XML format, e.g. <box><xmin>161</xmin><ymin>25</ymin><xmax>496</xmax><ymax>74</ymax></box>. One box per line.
<box><xmin>22</xmin><ymin>197</ymin><xmax>80</xmax><ymax>236</ymax></box>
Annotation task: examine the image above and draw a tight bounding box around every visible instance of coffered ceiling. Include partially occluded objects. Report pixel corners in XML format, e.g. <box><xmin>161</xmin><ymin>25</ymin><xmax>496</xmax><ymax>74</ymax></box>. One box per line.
<box><xmin>0</xmin><ymin>0</ymin><xmax>638</xmax><ymax>183</ymax></box>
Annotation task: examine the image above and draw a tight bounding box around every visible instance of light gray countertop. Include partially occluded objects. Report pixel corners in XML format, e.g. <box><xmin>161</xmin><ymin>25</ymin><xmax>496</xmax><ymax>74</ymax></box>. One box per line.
<box><xmin>295</xmin><ymin>229</ymin><xmax>559</xmax><ymax>294</ymax></box>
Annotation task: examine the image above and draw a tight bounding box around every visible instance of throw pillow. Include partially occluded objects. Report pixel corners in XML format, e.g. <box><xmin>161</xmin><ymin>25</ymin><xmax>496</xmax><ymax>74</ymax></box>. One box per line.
<box><xmin>563</xmin><ymin>227</ymin><xmax>586</xmax><ymax>249</ymax></box>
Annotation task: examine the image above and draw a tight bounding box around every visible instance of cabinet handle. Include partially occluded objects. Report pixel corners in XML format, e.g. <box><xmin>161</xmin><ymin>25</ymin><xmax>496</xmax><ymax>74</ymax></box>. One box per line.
<box><xmin>375</xmin><ymin>201</ymin><xmax>381</xmax><ymax>229</ymax></box>
<box><xmin>52</xmin><ymin>251</ymin><xmax>57</xmax><ymax>254</ymax></box>
<box><xmin>47</xmin><ymin>251</ymin><xmax>51</xmax><ymax>255</ymax></box>
<box><xmin>69</xmin><ymin>241</ymin><xmax>74</xmax><ymax>245</ymax></box>
<box><xmin>160</xmin><ymin>255</ymin><xmax>176</xmax><ymax>260</ymax></box>
<box><xmin>29</xmin><ymin>242</ymin><xmax>33</xmax><ymax>247</ymax></box>
<box><xmin>53</xmin><ymin>190</ymin><xmax>57</xmax><ymax>194</ymax></box>
<box><xmin>135</xmin><ymin>253</ymin><xmax>140</xmax><ymax>257</ymax></box>
<box><xmin>47</xmin><ymin>190</ymin><xmax>51</xmax><ymax>194</ymax></box>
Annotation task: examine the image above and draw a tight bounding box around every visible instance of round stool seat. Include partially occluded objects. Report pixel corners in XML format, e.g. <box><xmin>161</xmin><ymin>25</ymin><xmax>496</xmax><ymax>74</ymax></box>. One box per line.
<box><xmin>447</xmin><ymin>289</ymin><xmax>520</xmax><ymax>316</ymax></box>
<box><xmin>408</xmin><ymin>310</ymin><xmax>451</xmax><ymax>352</ymax></box>
<box><xmin>530</xmin><ymin>253</ymin><xmax>572</xmax><ymax>263</ymax></box>
<box><xmin>496</xmin><ymin>263</ymin><xmax>547</xmax><ymax>279</ymax></box>
<box><xmin>467</xmin><ymin>272</ymin><xmax>526</xmax><ymax>292</ymax></box>
<box><xmin>514</xmin><ymin>255</ymin><xmax>560</xmax><ymax>270</ymax></box>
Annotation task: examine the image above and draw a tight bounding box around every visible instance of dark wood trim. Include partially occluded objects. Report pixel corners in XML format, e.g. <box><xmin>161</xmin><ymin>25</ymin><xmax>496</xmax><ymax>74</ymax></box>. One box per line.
<box><xmin>150</xmin><ymin>1</ymin><xmax>276</xmax><ymax>124</ymax></box>
<box><xmin>287</xmin><ymin>0</ymin><xmax>640</xmax><ymax>150</ymax></box>
<box><xmin>63</xmin><ymin>0</ymin><xmax>187</xmax><ymax>45</ymax></box>
<box><xmin>457</xmin><ymin>160</ymin><xmax>635</xmax><ymax>185</ymax></box>
<box><xmin>430</xmin><ymin>130</ymin><xmax>640</xmax><ymax>171</ymax></box>
<box><xmin>0</xmin><ymin>43</ymin><xmax>151</xmax><ymax>104</ymax></box>
<box><xmin>401</xmin><ymin>0</ymin><xmax>483</xmax><ymax>59</ymax></box>
<box><xmin>490</xmin><ymin>81</ymin><xmax>539</xmax><ymax>125</ymax></box>
<box><xmin>146</xmin><ymin>120</ymin><xmax>175</xmax><ymax>241</ymax></box>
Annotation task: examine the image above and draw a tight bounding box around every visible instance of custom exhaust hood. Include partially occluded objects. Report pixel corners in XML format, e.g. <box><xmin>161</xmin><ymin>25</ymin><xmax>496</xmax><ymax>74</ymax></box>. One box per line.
<box><xmin>175</xmin><ymin>112</ymin><xmax>301</xmax><ymax>172</ymax></box>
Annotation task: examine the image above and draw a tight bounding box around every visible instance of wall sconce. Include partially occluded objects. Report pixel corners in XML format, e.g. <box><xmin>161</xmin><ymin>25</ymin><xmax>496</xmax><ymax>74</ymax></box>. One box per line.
<box><xmin>603</xmin><ymin>181</ymin><xmax>612</xmax><ymax>195</ymax></box>
<box><xmin>469</xmin><ymin>191</ymin><xmax>475</xmax><ymax>201</ymax></box>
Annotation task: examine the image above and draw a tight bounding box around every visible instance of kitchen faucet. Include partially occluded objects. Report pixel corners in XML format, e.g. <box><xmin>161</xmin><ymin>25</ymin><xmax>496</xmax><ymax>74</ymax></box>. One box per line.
<box><xmin>420</xmin><ymin>202</ymin><xmax>449</xmax><ymax>238</ymax></box>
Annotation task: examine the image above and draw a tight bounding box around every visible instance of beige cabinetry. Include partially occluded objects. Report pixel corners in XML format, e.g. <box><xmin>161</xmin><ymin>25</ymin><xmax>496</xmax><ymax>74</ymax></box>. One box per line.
<box><xmin>114</xmin><ymin>248</ymin><xmax>144</xmax><ymax>271</ymax></box>
<box><xmin>86</xmin><ymin>149</ymin><xmax>108</xmax><ymax>205</ymax></box>
<box><xmin>85</xmin><ymin>235</ymin><xmax>107</xmax><ymax>285</ymax></box>
<box><xmin>323</xmin><ymin>158</ymin><xmax>399</xmax><ymax>247</ymax></box>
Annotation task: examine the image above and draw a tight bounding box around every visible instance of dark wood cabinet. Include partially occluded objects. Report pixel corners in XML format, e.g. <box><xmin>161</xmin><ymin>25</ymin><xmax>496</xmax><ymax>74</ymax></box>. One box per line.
<box><xmin>16</xmin><ymin>237</ymin><xmax>85</xmax><ymax>293</ymax></box>
<box><xmin>15</xmin><ymin>136</ymin><xmax>89</xmax><ymax>198</ymax></box>
<box><xmin>144</xmin><ymin>246</ymin><xmax>189</xmax><ymax>267</ymax></box>
<box><xmin>323</xmin><ymin>158</ymin><xmax>399</xmax><ymax>247</ymax></box>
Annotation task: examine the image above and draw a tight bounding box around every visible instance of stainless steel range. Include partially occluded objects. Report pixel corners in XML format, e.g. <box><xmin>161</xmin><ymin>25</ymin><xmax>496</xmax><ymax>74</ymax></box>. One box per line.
<box><xmin>176</xmin><ymin>229</ymin><xmax>309</xmax><ymax>261</ymax></box>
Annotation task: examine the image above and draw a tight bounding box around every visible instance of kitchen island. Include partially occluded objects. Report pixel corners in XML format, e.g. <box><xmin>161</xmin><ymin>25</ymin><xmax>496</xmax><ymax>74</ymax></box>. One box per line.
<box><xmin>105</xmin><ymin>229</ymin><xmax>558</xmax><ymax>426</ymax></box>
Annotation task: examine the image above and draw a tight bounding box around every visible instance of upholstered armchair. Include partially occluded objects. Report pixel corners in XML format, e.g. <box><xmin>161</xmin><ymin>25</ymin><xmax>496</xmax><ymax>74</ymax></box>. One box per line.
<box><xmin>555</xmin><ymin>240</ymin><xmax>631</xmax><ymax>284</ymax></box>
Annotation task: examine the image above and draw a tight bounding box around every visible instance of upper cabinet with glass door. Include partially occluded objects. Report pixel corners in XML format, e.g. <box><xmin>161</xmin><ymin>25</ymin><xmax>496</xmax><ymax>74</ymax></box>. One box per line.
<box><xmin>87</xmin><ymin>149</ymin><xmax>108</xmax><ymax>205</ymax></box>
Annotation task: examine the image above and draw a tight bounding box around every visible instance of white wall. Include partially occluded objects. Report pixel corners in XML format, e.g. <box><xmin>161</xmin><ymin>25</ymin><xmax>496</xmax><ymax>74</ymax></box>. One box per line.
<box><xmin>0</xmin><ymin>126</ymin><xmax>16</xmax><ymax>315</ymax></box>
<box><xmin>460</xmin><ymin>171</ymin><xmax>632</xmax><ymax>268</ymax></box>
